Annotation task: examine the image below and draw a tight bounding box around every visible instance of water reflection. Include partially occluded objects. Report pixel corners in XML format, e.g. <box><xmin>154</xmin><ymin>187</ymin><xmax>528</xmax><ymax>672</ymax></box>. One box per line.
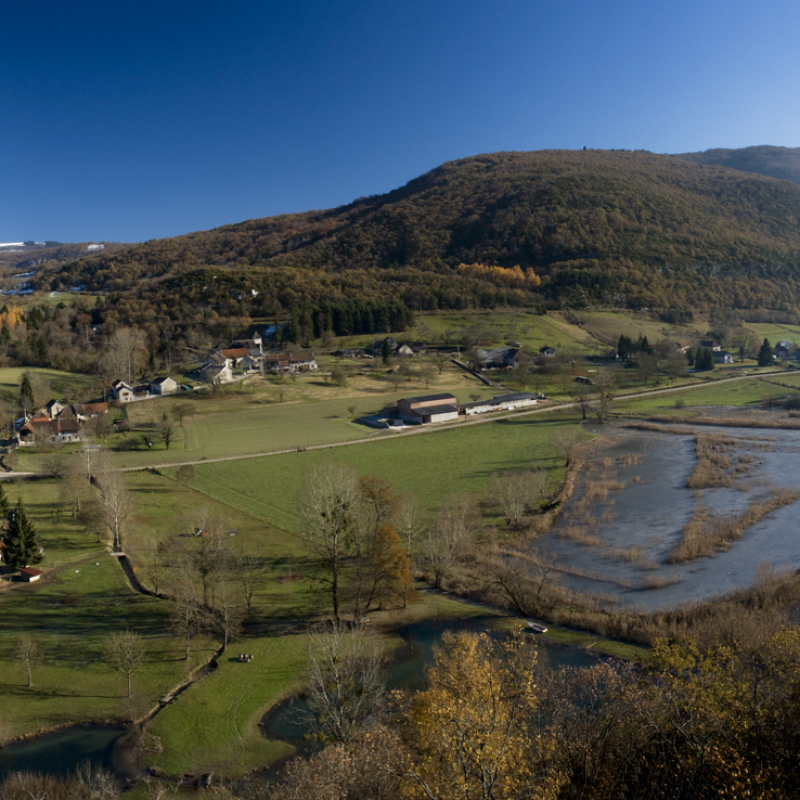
<box><xmin>532</xmin><ymin>425</ymin><xmax>800</xmax><ymax>610</ymax></box>
<box><xmin>261</xmin><ymin>617</ymin><xmax>600</xmax><ymax>744</ymax></box>
<box><xmin>0</xmin><ymin>725</ymin><xmax>129</xmax><ymax>780</ymax></box>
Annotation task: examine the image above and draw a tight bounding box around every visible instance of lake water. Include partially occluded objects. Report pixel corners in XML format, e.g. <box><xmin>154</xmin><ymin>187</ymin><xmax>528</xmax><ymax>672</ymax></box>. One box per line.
<box><xmin>0</xmin><ymin>725</ymin><xmax>131</xmax><ymax>780</ymax></box>
<box><xmin>531</xmin><ymin>423</ymin><xmax>800</xmax><ymax>610</ymax></box>
<box><xmin>262</xmin><ymin>616</ymin><xmax>601</xmax><ymax>744</ymax></box>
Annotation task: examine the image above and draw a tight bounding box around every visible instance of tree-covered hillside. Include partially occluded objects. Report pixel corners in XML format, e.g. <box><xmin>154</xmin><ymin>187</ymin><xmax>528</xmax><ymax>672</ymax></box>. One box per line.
<box><xmin>43</xmin><ymin>150</ymin><xmax>800</xmax><ymax>334</ymax></box>
<box><xmin>674</xmin><ymin>144</ymin><xmax>800</xmax><ymax>186</ymax></box>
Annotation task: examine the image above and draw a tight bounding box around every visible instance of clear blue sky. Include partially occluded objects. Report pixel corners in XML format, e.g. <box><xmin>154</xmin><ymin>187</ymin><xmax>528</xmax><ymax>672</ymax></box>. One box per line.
<box><xmin>3</xmin><ymin>0</ymin><xmax>799</xmax><ymax>243</ymax></box>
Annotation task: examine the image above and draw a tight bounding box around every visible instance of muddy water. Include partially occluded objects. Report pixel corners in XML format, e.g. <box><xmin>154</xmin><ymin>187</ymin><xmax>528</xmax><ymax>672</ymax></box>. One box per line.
<box><xmin>531</xmin><ymin>424</ymin><xmax>800</xmax><ymax>610</ymax></box>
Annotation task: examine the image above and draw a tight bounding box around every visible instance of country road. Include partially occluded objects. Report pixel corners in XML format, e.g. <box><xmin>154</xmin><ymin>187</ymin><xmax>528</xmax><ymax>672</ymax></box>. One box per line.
<box><xmin>1</xmin><ymin>369</ymin><xmax>777</xmax><ymax>480</ymax></box>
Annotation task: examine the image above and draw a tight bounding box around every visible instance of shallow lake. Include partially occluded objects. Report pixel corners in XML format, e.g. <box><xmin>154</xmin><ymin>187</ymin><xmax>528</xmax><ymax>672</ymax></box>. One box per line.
<box><xmin>531</xmin><ymin>423</ymin><xmax>800</xmax><ymax>610</ymax></box>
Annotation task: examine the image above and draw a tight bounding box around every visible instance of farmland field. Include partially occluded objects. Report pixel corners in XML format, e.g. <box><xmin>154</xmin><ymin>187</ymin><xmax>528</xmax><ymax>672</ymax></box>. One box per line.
<box><xmin>185</xmin><ymin>415</ymin><xmax>579</xmax><ymax>533</ymax></box>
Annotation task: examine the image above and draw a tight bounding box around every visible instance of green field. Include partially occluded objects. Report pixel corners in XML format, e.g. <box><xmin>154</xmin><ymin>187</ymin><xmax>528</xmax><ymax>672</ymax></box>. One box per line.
<box><xmin>615</xmin><ymin>375</ymin><xmax>792</xmax><ymax>415</ymax></box>
<box><xmin>185</xmin><ymin>414</ymin><xmax>578</xmax><ymax>533</ymax></box>
<box><xmin>0</xmin><ymin>367</ymin><xmax>97</xmax><ymax>412</ymax></box>
<box><xmin>0</xmin><ymin>555</ymin><xmax>216</xmax><ymax>740</ymax></box>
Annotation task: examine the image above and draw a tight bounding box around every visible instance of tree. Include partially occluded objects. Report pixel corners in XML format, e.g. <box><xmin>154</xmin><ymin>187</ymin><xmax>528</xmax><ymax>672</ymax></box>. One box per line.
<box><xmin>405</xmin><ymin>629</ymin><xmax>550</xmax><ymax>800</ymax></box>
<box><xmin>758</xmin><ymin>337</ymin><xmax>774</xmax><ymax>367</ymax></box>
<box><xmin>14</xmin><ymin>634</ymin><xmax>43</xmax><ymax>687</ymax></box>
<box><xmin>418</xmin><ymin>361</ymin><xmax>436</xmax><ymax>389</ymax></box>
<box><xmin>0</xmin><ymin>481</ymin><xmax>9</xmax><ymax>520</ymax></box>
<box><xmin>158</xmin><ymin>417</ymin><xmax>176</xmax><ymax>450</ymax></box>
<box><xmin>330</xmin><ymin>365</ymin><xmax>347</xmax><ymax>386</ymax></box>
<box><xmin>299</xmin><ymin>463</ymin><xmax>362</xmax><ymax>622</ymax></box>
<box><xmin>176</xmin><ymin>463</ymin><xmax>196</xmax><ymax>491</ymax></box>
<box><xmin>419</xmin><ymin>495</ymin><xmax>478</xmax><ymax>589</ymax></box>
<box><xmin>105</xmin><ymin>630</ymin><xmax>145</xmax><ymax>698</ymax></box>
<box><xmin>18</xmin><ymin>372</ymin><xmax>34</xmax><ymax>415</ymax></box>
<box><xmin>96</xmin><ymin>469</ymin><xmax>131</xmax><ymax>552</ymax></box>
<box><xmin>303</xmin><ymin>621</ymin><xmax>386</xmax><ymax>745</ymax></box>
<box><xmin>591</xmin><ymin>371</ymin><xmax>617</xmax><ymax>424</ymax></box>
<box><xmin>99</xmin><ymin>326</ymin><xmax>148</xmax><ymax>385</ymax></box>
<box><xmin>663</xmin><ymin>350</ymin><xmax>689</xmax><ymax>383</ymax></box>
<box><xmin>553</xmin><ymin>426</ymin><xmax>584</xmax><ymax>467</ymax></box>
<box><xmin>492</xmin><ymin>470</ymin><xmax>542</xmax><ymax>526</ymax></box>
<box><xmin>3</xmin><ymin>500</ymin><xmax>43</xmax><ymax>570</ymax></box>
<box><xmin>170</xmin><ymin>575</ymin><xmax>203</xmax><ymax>661</ymax></box>
<box><xmin>431</xmin><ymin>350</ymin><xmax>451</xmax><ymax>374</ymax></box>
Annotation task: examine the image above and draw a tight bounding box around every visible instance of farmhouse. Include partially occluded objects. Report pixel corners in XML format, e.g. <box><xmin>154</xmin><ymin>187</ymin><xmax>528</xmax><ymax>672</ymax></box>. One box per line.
<box><xmin>774</xmin><ymin>341</ymin><xmax>794</xmax><ymax>361</ymax></box>
<box><xmin>19</xmin><ymin>567</ymin><xmax>42</xmax><ymax>582</ymax></box>
<box><xmin>200</xmin><ymin>354</ymin><xmax>234</xmax><ymax>384</ymax></box>
<box><xmin>712</xmin><ymin>351</ymin><xmax>734</xmax><ymax>364</ymax></box>
<box><xmin>397</xmin><ymin>393</ymin><xmax>459</xmax><ymax>424</ymax></box>
<box><xmin>18</xmin><ymin>416</ymin><xmax>82</xmax><ymax>445</ymax></box>
<box><xmin>150</xmin><ymin>376</ymin><xmax>179</xmax><ymax>395</ymax></box>
<box><xmin>73</xmin><ymin>401</ymin><xmax>108</xmax><ymax>421</ymax></box>
<box><xmin>262</xmin><ymin>351</ymin><xmax>318</xmax><ymax>373</ymax></box>
<box><xmin>539</xmin><ymin>346</ymin><xmax>556</xmax><ymax>357</ymax></box>
<box><xmin>111</xmin><ymin>380</ymin><xmax>135</xmax><ymax>402</ymax></box>
<box><xmin>474</xmin><ymin>346</ymin><xmax>520</xmax><ymax>370</ymax></box>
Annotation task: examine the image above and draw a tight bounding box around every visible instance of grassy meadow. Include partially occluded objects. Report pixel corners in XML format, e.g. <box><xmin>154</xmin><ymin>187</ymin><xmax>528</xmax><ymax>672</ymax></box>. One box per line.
<box><xmin>9</xmin><ymin>306</ymin><xmax>800</xmax><ymax>778</ymax></box>
<box><xmin>180</xmin><ymin>414</ymin><xmax>577</xmax><ymax>533</ymax></box>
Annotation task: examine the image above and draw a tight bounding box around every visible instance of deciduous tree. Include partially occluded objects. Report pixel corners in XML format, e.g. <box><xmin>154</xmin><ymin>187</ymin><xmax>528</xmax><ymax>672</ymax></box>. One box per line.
<box><xmin>14</xmin><ymin>634</ymin><xmax>43</xmax><ymax>687</ymax></box>
<box><xmin>105</xmin><ymin>630</ymin><xmax>145</xmax><ymax>698</ymax></box>
<box><xmin>299</xmin><ymin>463</ymin><xmax>361</xmax><ymax>621</ymax></box>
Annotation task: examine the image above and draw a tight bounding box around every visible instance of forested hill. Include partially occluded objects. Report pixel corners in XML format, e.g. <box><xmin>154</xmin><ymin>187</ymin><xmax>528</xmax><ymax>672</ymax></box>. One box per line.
<box><xmin>673</xmin><ymin>145</ymin><xmax>800</xmax><ymax>186</ymax></box>
<box><xmin>45</xmin><ymin>150</ymin><xmax>800</xmax><ymax>331</ymax></box>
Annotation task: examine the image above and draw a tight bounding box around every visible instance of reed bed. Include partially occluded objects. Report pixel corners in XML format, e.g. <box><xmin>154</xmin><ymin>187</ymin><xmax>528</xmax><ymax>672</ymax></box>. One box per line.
<box><xmin>646</xmin><ymin>412</ymin><xmax>800</xmax><ymax>430</ymax></box>
<box><xmin>667</xmin><ymin>487</ymin><xmax>800</xmax><ymax>564</ymax></box>
<box><xmin>685</xmin><ymin>433</ymin><xmax>735</xmax><ymax>489</ymax></box>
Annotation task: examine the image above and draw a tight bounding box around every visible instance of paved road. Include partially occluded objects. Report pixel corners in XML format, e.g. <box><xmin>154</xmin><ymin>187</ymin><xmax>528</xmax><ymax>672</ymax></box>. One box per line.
<box><xmin>0</xmin><ymin>370</ymin><xmax>782</xmax><ymax>479</ymax></box>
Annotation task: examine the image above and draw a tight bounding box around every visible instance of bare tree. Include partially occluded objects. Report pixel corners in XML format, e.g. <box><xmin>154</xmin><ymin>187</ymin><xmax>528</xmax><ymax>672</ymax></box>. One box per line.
<box><xmin>158</xmin><ymin>417</ymin><xmax>177</xmax><ymax>450</ymax></box>
<box><xmin>60</xmin><ymin>457</ymin><xmax>91</xmax><ymax>517</ymax></box>
<box><xmin>169</xmin><ymin>573</ymin><xmax>203</xmax><ymax>661</ymax></box>
<box><xmin>100</xmin><ymin>326</ymin><xmax>148</xmax><ymax>385</ymax></box>
<box><xmin>96</xmin><ymin>468</ymin><xmax>131</xmax><ymax>552</ymax></box>
<box><xmin>488</xmin><ymin>548</ymin><xmax>556</xmax><ymax>616</ymax></box>
<box><xmin>418</xmin><ymin>360</ymin><xmax>437</xmax><ymax>388</ymax></box>
<box><xmin>591</xmin><ymin>372</ymin><xmax>617</xmax><ymax>424</ymax></box>
<box><xmin>420</xmin><ymin>495</ymin><xmax>479</xmax><ymax>589</ymax></box>
<box><xmin>299</xmin><ymin>463</ymin><xmax>362</xmax><ymax>622</ymax></box>
<box><xmin>303</xmin><ymin>621</ymin><xmax>385</xmax><ymax>745</ymax></box>
<box><xmin>232</xmin><ymin>551</ymin><xmax>263</xmax><ymax>618</ymax></box>
<box><xmin>430</xmin><ymin>350</ymin><xmax>451</xmax><ymax>374</ymax></box>
<box><xmin>491</xmin><ymin>470</ymin><xmax>546</xmax><ymax>526</ymax></box>
<box><xmin>553</xmin><ymin>426</ymin><xmax>585</xmax><ymax>467</ymax></box>
<box><xmin>105</xmin><ymin>630</ymin><xmax>146</xmax><ymax>697</ymax></box>
<box><xmin>14</xmin><ymin>634</ymin><xmax>43</xmax><ymax>687</ymax></box>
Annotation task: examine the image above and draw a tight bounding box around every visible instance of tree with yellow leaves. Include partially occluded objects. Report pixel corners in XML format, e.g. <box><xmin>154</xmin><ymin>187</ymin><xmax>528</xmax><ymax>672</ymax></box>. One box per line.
<box><xmin>405</xmin><ymin>628</ymin><xmax>558</xmax><ymax>800</ymax></box>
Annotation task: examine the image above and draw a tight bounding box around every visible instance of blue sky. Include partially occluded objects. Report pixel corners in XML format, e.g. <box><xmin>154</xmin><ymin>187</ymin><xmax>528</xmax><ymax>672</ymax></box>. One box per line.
<box><xmin>3</xmin><ymin>0</ymin><xmax>800</xmax><ymax>243</ymax></box>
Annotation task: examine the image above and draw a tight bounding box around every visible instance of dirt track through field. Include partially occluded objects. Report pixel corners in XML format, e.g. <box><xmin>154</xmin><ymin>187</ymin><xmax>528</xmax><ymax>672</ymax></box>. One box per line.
<box><xmin>0</xmin><ymin>371</ymin><xmax>780</xmax><ymax>479</ymax></box>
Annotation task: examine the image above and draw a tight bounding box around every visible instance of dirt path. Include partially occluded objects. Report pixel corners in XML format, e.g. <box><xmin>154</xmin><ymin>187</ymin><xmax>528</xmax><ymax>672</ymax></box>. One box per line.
<box><xmin>0</xmin><ymin>370</ymin><xmax>783</xmax><ymax>479</ymax></box>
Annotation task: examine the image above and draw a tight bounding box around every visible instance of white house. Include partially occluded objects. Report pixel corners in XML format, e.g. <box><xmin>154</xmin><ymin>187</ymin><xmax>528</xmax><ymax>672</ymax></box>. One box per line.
<box><xmin>150</xmin><ymin>376</ymin><xmax>179</xmax><ymax>395</ymax></box>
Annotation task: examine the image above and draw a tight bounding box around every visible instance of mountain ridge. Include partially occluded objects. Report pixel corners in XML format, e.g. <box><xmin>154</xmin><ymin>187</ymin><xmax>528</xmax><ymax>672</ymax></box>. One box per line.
<box><xmin>38</xmin><ymin>149</ymin><xmax>800</xmax><ymax>333</ymax></box>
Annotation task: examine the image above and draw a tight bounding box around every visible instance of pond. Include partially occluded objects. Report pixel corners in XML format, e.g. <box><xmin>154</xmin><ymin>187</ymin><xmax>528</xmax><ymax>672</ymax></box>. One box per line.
<box><xmin>530</xmin><ymin>423</ymin><xmax>800</xmax><ymax>610</ymax></box>
<box><xmin>0</xmin><ymin>725</ymin><xmax>135</xmax><ymax>781</ymax></box>
<box><xmin>261</xmin><ymin>616</ymin><xmax>602</xmax><ymax>744</ymax></box>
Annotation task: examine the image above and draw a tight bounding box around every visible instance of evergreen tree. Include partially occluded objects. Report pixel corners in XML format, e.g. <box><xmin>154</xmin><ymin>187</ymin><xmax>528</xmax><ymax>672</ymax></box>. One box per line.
<box><xmin>19</xmin><ymin>373</ymin><xmax>34</xmax><ymax>414</ymax></box>
<box><xmin>758</xmin><ymin>337</ymin><xmax>774</xmax><ymax>367</ymax></box>
<box><xmin>0</xmin><ymin>481</ymin><xmax>9</xmax><ymax>520</ymax></box>
<box><xmin>3</xmin><ymin>500</ymin><xmax>42</xmax><ymax>570</ymax></box>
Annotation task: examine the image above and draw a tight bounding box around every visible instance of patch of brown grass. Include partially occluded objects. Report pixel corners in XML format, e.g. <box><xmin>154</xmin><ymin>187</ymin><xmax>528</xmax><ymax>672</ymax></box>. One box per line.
<box><xmin>667</xmin><ymin>488</ymin><xmax>800</xmax><ymax>564</ymax></box>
